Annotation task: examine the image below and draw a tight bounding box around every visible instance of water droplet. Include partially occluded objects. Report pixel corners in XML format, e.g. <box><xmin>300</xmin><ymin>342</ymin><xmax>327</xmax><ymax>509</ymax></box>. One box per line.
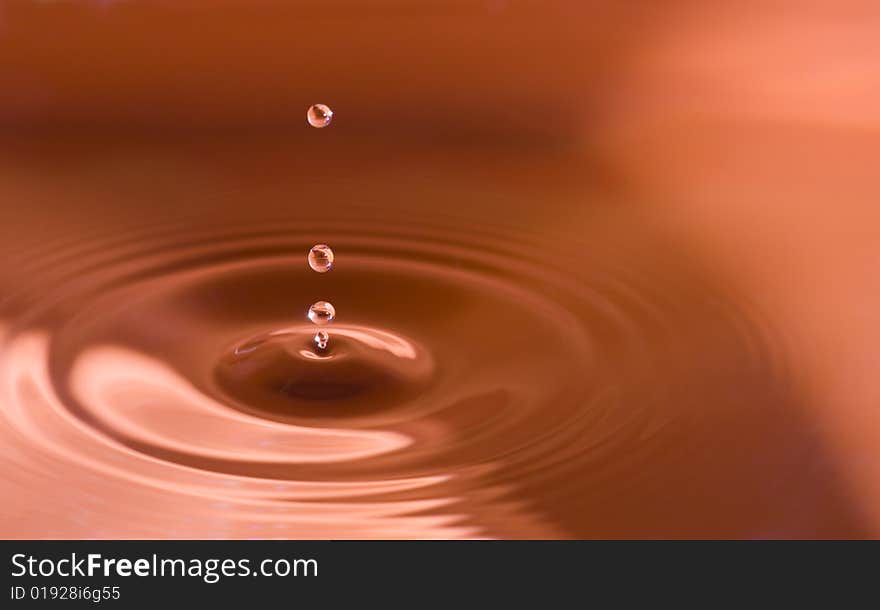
<box><xmin>308</xmin><ymin>301</ymin><xmax>336</xmax><ymax>326</ymax></box>
<box><xmin>314</xmin><ymin>330</ymin><xmax>329</xmax><ymax>351</ymax></box>
<box><xmin>307</xmin><ymin>104</ymin><xmax>333</xmax><ymax>128</ymax></box>
<box><xmin>308</xmin><ymin>244</ymin><xmax>334</xmax><ymax>273</ymax></box>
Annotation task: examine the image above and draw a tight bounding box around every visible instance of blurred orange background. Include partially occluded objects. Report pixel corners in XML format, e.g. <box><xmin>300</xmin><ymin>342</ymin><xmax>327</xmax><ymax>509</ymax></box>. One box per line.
<box><xmin>2</xmin><ymin>0</ymin><xmax>880</xmax><ymax>537</ymax></box>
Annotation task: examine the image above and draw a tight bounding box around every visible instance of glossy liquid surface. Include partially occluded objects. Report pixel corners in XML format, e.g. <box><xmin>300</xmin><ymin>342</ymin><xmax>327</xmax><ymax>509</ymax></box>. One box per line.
<box><xmin>0</xmin><ymin>1</ymin><xmax>878</xmax><ymax>538</ymax></box>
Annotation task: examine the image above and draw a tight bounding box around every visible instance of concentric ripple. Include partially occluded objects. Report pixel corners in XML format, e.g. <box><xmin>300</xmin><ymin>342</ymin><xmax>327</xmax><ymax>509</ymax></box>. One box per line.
<box><xmin>0</xmin><ymin>213</ymin><xmax>858</xmax><ymax>538</ymax></box>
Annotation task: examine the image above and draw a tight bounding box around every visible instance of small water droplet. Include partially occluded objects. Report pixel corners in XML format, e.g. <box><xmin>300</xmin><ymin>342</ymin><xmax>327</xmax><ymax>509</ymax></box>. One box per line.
<box><xmin>307</xmin><ymin>104</ymin><xmax>333</xmax><ymax>128</ymax></box>
<box><xmin>308</xmin><ymin>244</ymin><xmax>334</xmax><ymax>273</ymax></box>
<box><xmin>308</xmin><ymin>301</ymin><xmax>336</xmax><ymax>325</ymax></box>
<box><xmin>314</xmin><ymin>330</ymin><xmax>329</xmax><ymax>350</ymax></box>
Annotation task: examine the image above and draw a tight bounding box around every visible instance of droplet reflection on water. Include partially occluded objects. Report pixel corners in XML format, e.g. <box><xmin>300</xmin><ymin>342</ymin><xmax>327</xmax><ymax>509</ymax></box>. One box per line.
<box><xmin>314</xmin><ymin>329</ymin><xmax>329</xmax><ymax>351</ymax></box>
<box><xmin>218</xmin><ymin>324</ymin><xmax>434</xmax><ymax>417</ymax></box>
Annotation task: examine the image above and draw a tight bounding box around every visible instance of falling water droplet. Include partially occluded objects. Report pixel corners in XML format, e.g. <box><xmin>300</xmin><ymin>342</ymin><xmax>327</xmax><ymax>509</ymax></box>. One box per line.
<box><xmin>308</xmin><ymin>301</ymin><xmax>336</xmax><ymax>325</ymax></box>
<box><xmin>307</xmin><ymin>104</ymin><xmax>333</xmax><ymax>128</ymax></box>
<box><xmin>314</xmin><ymin>330</ymin><xmax>329</xmax><ymax>351</ymax></box>
<box><xmin>308</xmin><ymin>244</ymin><xmax>334</xmax><ymax>273</ymax></box>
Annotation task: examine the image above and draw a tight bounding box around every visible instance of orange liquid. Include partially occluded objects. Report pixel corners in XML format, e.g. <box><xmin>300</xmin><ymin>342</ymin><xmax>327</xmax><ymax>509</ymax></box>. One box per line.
<box><xmin>0</xmin><ymin>1</ymin><xmax>878</xmax><ymax>538</ymax></box>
